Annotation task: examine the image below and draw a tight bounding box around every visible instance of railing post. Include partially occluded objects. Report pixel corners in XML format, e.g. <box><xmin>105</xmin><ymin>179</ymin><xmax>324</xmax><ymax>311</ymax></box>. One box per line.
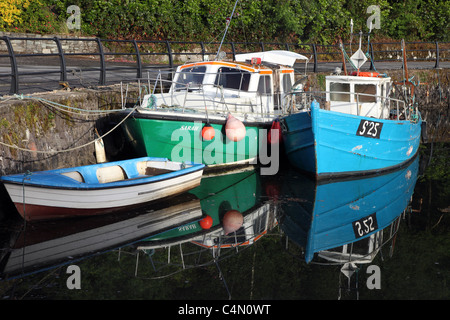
<box><xmin>230</xmin><ymin>42</ymin><xmax>236</xmax><ymax>60</ymax></box>
<box><xmin>53</xmin><ymin>37</ymin><xmax>67</xmax><ymax>82</ymax></box>
<box><xmin>95</xmin><ymin>38</ymin><xmax>106</xmax><ymax>85</ymax></box>
<box><xmin>200</xmin><ymin>41</ymin><xmax>205</xmax><ymax>61</ymax></box>
<box><xmin>435</xmin><ymin>41</ymin><xmax>440</xmax><ymax>69</ymax></box>
<box><xmin>312</xmin><ymin>44</ymin><xmax>318</xmax><ymax>73</ymax></box>
<box><xmin>260</xmin><ymin>41</ymin><xmax>265</xmax><ymax>52</ymax></box>
<box><xmin>2</xmin><ymin>36</ymin><xmax>19</xmax><ymax>94</ymax></box>
<box><xmin>165</xmin><ymin>40</ymin><xmax>173</xmax><ymax>70</ymax></box>
<box><xmin>132</xmin><ymin>40</ymin><xmax>142</xmax><ymax>79</ymax></box>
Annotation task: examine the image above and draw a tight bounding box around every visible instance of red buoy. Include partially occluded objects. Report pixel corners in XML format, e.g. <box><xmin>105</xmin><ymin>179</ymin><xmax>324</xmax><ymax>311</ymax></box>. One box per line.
<box><xmin>268</xmin><ymin>119</ymin><xmax>282</xmax><ymax>144</ymax></box>
<box><xmin>202</xmin><ymin>123</ymin><xmax>215</xmax><ymax>141</ymax></box>
<box><xmin>199</xmin><ymin>215</ymin><xmax>213</xmax><ymax>229</ymax></box>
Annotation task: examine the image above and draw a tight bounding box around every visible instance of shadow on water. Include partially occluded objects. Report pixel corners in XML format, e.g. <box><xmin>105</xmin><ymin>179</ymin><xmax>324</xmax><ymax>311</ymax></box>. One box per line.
<box><xmin>0</xmin><ymin>143</ymin><xmax>448</xmax><ymax>300</ymax></box>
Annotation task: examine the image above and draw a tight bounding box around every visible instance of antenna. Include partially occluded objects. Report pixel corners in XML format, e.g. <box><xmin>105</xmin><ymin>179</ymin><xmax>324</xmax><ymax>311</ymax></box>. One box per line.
<box><xmin>216</xmin><ymin>0</ymin><xmax>239</xmax><ymax>60</ymax></box>
<box><xmin>367</xmin><ymin>21</ymin><xmax>373</xmax><ymax>52</ymax></box>
<box><xmin>349</xmin><ymin>19</ymin><xmax>354</xmax><ymax>53</ymax></box>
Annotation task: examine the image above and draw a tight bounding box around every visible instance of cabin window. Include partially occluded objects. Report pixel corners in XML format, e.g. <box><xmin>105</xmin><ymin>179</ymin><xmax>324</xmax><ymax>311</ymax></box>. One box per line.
<box><xmin>355</xmin><ymin>84</ymin><xmax>377</xmax><ymax>103</ymax></box>
<box><xmin>257</xmin><ymin>75</ymin><xmax>272</xmax><ymax>95</ymax></box>
<box><xmin>330</xmin><ymin>82</ymin><xmax>350</xmax><ymax>102</ymax></box>
<box><xmin>214</xmin><ymin>67</ymin><xmax>251</xmax><ymax>91</ymax></box>
<box><xmin>282</xmin><ymin>74</ymin><xmax>292</xmax><ymax>93</ymax></box>
<box><xmin>174</xmin><ymin>66</ymin><xmax>207</xmax><ymax>91</ymax></box>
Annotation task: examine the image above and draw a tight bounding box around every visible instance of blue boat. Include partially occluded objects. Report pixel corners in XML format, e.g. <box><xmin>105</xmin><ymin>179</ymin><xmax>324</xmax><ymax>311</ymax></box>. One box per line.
<box><xmin>281</xmin><ymin>76</ymin><xmax>422</xmax><ymax>180</ymax></box>
<box><xmin>281</xmin><ymin>39</ymin><xmax>422</xmax><ymax>180</ymax></box>
<box><xmin>281</xmin><ymin>155</ymin><xmax>419</xmax><ymax>263</ymax></box>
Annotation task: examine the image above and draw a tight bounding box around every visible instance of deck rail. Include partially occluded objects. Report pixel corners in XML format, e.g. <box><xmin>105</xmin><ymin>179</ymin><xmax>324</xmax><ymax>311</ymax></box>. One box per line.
<box><xmin>282</xmin><ymin>90</ymin><xmax>416</xmax><ymax>121</ymax></box>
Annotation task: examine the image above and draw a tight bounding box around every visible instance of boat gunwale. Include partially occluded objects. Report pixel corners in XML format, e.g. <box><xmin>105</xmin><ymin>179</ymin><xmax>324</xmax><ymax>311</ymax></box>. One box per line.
<box><xmin>125</xmin><ymin>109</ymin><xmax>273</xmax><ymax>127</ymax></box>
<box><xmin>0</xmin><ymin>158</ymin><xmax>205</xmax><ymax>191</ymax></box>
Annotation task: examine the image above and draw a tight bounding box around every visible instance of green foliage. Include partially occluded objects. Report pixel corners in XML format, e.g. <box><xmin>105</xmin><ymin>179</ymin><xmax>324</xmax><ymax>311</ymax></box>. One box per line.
<box><xmin>384</xmin><ymin>0</ymin><xmax>450</xmax><ymax>41</ymax></box>
<box><xmin>2</xmin><ymin>0</ymin><xmax>449</xmax><ymax>43</ymax></box>
<box><xmin>20</xmin><ymin>1</ymin><xmax>61</xmax><ymax>34</ymax></box>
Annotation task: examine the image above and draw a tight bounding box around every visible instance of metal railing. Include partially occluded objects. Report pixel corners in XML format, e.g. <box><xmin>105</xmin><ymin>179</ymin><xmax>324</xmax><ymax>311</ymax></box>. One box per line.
<box><xmin>0</xmin><ymin>36</ymin><xmax>448</xmax><ymax>95</ymax></box>
<box><xmin>282</xmin><ymin>90</ymin><xmax>415</xmax><ymax>122</ymax></box>
<box><xmin>127</xmin><ymin>70</ymin><xmax>275</xmax><ymax>120</ymax></box>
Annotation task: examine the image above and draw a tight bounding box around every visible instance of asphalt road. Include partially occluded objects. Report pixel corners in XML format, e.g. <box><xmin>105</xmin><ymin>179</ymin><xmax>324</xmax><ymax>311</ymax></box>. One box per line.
<box><xmin>0</xmin><ymin>55</ymin><xmax>448</xmax><ymax>96</ymax></box>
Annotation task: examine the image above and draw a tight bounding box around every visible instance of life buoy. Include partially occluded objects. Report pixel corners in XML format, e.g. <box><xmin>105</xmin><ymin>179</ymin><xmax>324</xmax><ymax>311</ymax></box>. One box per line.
<box><xmin>351</xmin><ymin>71</ymin><xmax>380</xmax><ymax>77</ymax></box>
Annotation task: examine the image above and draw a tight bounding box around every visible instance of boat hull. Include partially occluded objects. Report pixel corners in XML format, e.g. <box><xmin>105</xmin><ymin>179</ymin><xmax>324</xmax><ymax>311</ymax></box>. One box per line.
<box><xmin>281</xmin><ymin>103</ymin><xmax>421</xmax><ymax>180</ymax></box>
<box><xmin>5</xmin><ymin>172</ymin><xmax>202</xmax><ymax>221</ymax></box>
<box><xmin>1</xmin><ymin>157</ymin><xmax>204</xmax><ymax>221</ymax></box>
<box><xmin>121</xmin><ymin>112</ymin><xmax>270</xmax><ymax>169</ymax></box>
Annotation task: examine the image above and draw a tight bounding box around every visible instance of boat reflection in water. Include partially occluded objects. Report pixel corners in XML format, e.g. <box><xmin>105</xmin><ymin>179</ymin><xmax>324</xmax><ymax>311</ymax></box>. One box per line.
<box><xmin>132</xmin><ymin>168</ymin><xmax>278</xmax><ymax>277</ymax></box>
<box><xmin>0</xmin><ymin>193</ymin><xmax>203</xmax><ymax>280</ymax></box>
<box><xmin>281</xmin><ymin>155</ymin><xmax>419</xmax><ymax>266</ymax></box>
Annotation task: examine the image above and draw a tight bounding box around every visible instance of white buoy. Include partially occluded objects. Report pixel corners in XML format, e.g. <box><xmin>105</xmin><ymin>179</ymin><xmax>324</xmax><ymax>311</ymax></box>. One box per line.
<box><xmin>95</xmin><ymin>137</ymin><xmax>106</xmax><ymax>163</ymax></box>
<box><xmin>225</xmin><ymin>113</ymin><xmax>246</xmax><ymax>142</ymax></box>
<box><xmin>223</xmin><ymin>210</ymin><xmax>244</xmax><ymax>235</ymax></box>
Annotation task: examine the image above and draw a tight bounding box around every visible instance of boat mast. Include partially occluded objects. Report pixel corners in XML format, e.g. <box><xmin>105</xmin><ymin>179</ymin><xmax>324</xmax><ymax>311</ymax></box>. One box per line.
<box><xmin>215</xmin><ymin>0</ymin><xmax>239</xmax><ymax>60</ymax></box>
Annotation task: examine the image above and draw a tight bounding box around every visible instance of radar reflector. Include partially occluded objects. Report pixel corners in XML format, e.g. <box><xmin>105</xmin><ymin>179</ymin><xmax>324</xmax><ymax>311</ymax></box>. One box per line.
<box><xmin>350</xmin><ymin>48</ymin><xmax>368</xmax><ymax>69</ymax></box>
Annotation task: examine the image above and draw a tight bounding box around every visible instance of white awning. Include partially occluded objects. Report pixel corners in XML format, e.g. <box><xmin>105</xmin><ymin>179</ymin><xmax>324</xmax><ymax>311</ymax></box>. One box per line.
<box><xmin>235</xmin><ymin>50</ymin><xmax>309</xmax><ymax>67</ymax></box>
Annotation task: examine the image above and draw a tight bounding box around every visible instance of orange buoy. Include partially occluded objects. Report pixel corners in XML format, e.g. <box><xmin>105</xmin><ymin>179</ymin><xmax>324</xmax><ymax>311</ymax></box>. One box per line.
<box><xmin>223</xmin><ymin>210</ymin><xmax>244</xmax><ymax>234</ymax></box>
<box><xmin>202</xmin><ymin>123</ymin><xmax>215</xmax><ymax>141</ymax></box>
<box><xmin>199</xmin><ymin>215</ymin><xmax>213</xmax><ymax>229</ymax></box>
<box><xmin>351</xmin><ymin>71</ymin><xmax>380</xmax><ymax>77</ymax></box>
<box><xmin>225</xmin><ymin>113</ymin><xmax>246</xmax><ymax>142</ymax></box>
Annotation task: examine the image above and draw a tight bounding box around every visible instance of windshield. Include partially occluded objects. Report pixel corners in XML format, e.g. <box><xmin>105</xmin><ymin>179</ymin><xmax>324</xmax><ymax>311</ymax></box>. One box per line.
<box><xmin>174</xmin><ymin>66</ymin><xmax>206</xmax><ymax>91</ymax></box>
<box><xmin>214</xmin><ymin>67</ymin><xmax>251</xmax><ymax>91</ymax></box>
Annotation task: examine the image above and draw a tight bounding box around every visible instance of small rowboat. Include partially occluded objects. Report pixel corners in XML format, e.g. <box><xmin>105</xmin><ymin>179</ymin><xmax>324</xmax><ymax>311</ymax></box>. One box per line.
<box><xmin>0</xmin><ymin>157</ymin><xmax>205</xmax><ymax>221</ymax></box>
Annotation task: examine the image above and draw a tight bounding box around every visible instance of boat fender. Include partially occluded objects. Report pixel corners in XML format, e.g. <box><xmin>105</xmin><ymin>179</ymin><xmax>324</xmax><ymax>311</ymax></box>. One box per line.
<box><xmin>199</xmin><ymin>215</ymin><xmax>213</xmax><ymax>229</ymax></box>
<box><xmin>201</xmin><ymin>123</ymin><xmax>215</xmax><ymax>141</ymax></box>
<box><xmin>223</xmin><ymin>210</ymin><xmax>244</xmax><ymax>235</ymax></box>
<box><xmin>268</xmin><ymin>119</ymin><xmax>282</xmax><ymax>144</ymax></box>
<box><xmin>94</xmin><ymin>130</ymin><xmax>106</xmax><ymax>163</ymax></box>
<box><xmin>225</xmin><ymin>113</ymin><xmax>246</xmax><ymax>142</ymax></box>
<box><xmin>351</xmin><ymin>71</ymin><xmax>380</xmax><ymax>77</ymax></box>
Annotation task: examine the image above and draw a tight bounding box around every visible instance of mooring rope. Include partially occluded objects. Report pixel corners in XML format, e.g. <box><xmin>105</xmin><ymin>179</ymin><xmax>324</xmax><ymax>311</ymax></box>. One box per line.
<box><xmin>0</xmin><ymin>104</ymin><xmax>139</xmax><ymax>154</ymax></box>
<box><xmin>4</xmin><ymin>94</ymin><xmax>125</xmax><ymax>115</ymax></box>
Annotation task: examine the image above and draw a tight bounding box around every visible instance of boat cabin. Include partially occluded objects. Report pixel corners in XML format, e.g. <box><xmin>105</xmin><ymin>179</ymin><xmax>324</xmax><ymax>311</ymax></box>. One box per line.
<box><xmin>146</xmin><ymin>50</ymin><xmax>307</xmax><ymax>118</ymax></box>
<box><xmin>325</xmin><ymin>73</ymin><xmax>391</xmax><ymax>119</ymax></box>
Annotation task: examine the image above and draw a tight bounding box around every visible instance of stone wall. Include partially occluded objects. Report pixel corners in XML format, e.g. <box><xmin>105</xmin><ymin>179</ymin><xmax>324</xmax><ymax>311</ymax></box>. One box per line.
<box><xmin>0</xmin><ymin>31</ymin><xmax>99</xmax><ymax>54</ymax></box>
<box><xmin>0</xmin><ymin>86</ymin><xmax>141</xmax><ymax>176</ymax></box>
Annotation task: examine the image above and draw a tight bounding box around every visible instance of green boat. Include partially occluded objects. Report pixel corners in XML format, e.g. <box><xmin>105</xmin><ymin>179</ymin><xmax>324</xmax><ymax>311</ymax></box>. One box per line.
<box><xmin>120</xmin><ymin>51</ymin><xmax>308</xmax><ymax>171</ymax></box>
<box><xmin>122</xmin><ymin>112</ymin><xmax>265</xmax><ymax>169</ymax></box>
